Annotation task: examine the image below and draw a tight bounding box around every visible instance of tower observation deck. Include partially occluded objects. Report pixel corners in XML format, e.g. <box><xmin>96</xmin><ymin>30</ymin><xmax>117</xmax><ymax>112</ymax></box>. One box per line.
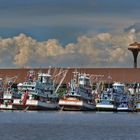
<box><xmin>128</xmin><ymin>42</ymin><xmax>140</xmax><ymax>68</ymax></box>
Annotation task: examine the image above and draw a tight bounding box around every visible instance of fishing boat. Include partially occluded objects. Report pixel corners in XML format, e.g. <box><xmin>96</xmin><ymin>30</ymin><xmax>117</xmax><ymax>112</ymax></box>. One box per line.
<box><xmin>96</xmin><ymin>82</ymin><xmax>135</xmax><ymax>111</ymax></box>
<box><xmin>112</xmin><ymin>82</ymin><xmax>134</xmax><ymax>112</ymax></box>
<box><xmin>59</xmin><ymin>72</ymin><xmax>96</xmax><ymax>111</ymax></box>
<box><xmin>96</xmin><ymin>90</ymin><xmax>116</xmax><ymax>111</ymax></box>
<box><xmin>117</xmin><ymin>93</ymin><xmax>133</xmax><ymax>111</ymax></box>
<box><xmin>13</xmin><ymin>70</ymin><xmax>60</xmax><ymax>111</ymax></box>
<box><xmin>0</xmin><ymin>76</ymin><xmax>18</xmax><ymax>110</ymax></box>
<box><xmin>96</xmin><ymin>82</ymin><xmax>124</xmax><ymax>111</ymax></box>
<box><xmin>0</xmin><ymin>89</ymin><xmax>14</xmax><ymax>110</ymax></box>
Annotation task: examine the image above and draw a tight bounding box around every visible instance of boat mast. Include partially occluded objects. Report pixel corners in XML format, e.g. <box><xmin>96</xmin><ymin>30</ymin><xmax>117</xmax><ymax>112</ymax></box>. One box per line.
<box><xmin>54</xmin><ymin>69</ymin><xmax>68</xmax><ymax>93</ymax></box>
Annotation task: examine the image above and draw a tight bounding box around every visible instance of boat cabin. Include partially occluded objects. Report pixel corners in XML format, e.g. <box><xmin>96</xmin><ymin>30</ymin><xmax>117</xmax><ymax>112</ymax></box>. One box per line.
<box><xmin>78</xmin><ymin>74</ymin><xmax>90</xmax><ymax>86</ymax></box>
<box><xmin>112</xmin><ymin>82</ymin><xmax>125</xmax><ymax>94</ymax></box>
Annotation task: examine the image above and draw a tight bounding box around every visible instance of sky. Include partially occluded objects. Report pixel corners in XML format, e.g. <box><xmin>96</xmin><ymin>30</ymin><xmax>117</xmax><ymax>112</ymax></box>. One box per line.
<box><xmin>0</xmin><ymin>0</ymin><xmax>140</xmax><ymax>68</ymax></box>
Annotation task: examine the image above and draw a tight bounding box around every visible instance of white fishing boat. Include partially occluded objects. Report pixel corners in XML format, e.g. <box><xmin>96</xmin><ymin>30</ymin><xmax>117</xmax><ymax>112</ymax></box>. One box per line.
<box><xmin>96</xmin><ymin>82</ymin><xmax>126</xmax><ymax>111</ymax></box>
<box><xmin>13</xmin><ymin>70</ymin><xmax>58</xmax><ymax>110</ymax></box>
<box><xmin>59</xmin><ymin>72</ymin><xmax>96</xmax><ymax>111</ymax></box>
<box><xmin>13</xmin><ymin>69</ymin><xmax>67</xmax><ymax>111</ymax></box>
<box><xmin>96</xmin><ymin>90</ymin><xmax>116</xmax><ymax>111</ymax></box>
<box><xmin>0</xmin><ymin>90</ymin><xmax>14</xmax><ymax>110</ymax></box>
<box><xmin>112</xmin><ymin>82</ymin><xmax>134</xmax><ymax>112</ymax></box>
<box><xmin>117</xmin><ymin>94</ymin><xmax>132</xmax><ymax>111</ymax></box>
<box><xmin>0</xmin><ymin>76</ymin><xmax>18</xmax><ymax>110</ymax></box>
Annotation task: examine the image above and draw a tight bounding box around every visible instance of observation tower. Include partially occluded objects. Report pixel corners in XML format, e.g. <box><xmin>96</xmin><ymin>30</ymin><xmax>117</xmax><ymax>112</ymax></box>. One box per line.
<box><xmin>128</xmin><ymin>42</ymin><xmax>140</xmax><ymax>68</ymax></box>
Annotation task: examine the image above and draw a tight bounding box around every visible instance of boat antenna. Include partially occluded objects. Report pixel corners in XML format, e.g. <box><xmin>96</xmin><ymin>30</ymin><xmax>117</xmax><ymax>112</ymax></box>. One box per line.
<box><xmin>47</xmin><ymin>66</ymin><xmax>52</xmax><ymax>75</ymax></box>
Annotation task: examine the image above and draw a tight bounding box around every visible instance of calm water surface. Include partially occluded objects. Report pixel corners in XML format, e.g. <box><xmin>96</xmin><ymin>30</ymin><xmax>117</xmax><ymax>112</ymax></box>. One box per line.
<box><xmin>0</xmin><ymin>111</ymin><xmax>140</xmax><ymax>140</ymax></box>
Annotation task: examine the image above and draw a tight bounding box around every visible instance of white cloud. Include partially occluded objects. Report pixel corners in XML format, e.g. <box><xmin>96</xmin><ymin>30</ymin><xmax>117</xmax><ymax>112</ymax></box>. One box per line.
<box><xmin>0</xmin><ymin>29</ymin><xmax>137</xmax><ymax>67</ymax></box>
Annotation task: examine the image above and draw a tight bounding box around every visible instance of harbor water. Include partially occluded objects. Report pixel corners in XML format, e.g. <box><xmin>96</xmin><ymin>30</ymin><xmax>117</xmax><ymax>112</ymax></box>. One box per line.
<box><xmin>0</xmin><ymin>111</ymin><xmax>140</xmax><ymax>140</ymax></box>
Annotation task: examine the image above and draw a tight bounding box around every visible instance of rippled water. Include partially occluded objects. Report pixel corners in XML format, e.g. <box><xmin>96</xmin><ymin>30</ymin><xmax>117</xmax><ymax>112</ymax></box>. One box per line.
<box><xmin>0</xmin><ymin>111</ymin><xmax>140</xmax><ymax>140</ymax></box>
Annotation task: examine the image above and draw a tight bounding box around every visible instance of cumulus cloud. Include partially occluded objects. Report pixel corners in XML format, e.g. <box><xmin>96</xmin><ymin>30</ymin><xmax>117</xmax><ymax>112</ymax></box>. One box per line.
<box><xmin>0</xmin><ymin>27</ymin><xmax>137</xmax><ymax>68</ymax></box>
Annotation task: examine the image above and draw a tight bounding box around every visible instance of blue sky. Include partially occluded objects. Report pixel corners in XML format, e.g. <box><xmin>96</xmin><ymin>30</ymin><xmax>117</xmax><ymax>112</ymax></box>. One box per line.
<box><xmin>0</xmin><ymin>0</ymin><xmax>140</xmax><ymax>43</ymax></box>
<box><xmin>0</xmin><ymin>0</ymin><xmax>140</xmax><ymax>67</ymax></box>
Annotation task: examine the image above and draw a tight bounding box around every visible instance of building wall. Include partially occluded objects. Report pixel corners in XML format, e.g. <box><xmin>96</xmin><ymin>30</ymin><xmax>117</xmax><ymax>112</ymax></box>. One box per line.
<box><xmin>0</xmin><ymin>68</ymin><xmax>139</xmax><ymax>84</ymax></box>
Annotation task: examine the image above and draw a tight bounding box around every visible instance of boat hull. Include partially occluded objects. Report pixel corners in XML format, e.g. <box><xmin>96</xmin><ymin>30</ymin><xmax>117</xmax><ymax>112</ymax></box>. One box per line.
<box><xmin>96</xmin><ymin>104</ymin><xmax>116</xmax><ymax>111</ymax></box>
<box><xmin>13</xmin><ymin>99</ymin><xmax>59</xmax><ymax>111</ymax></box>
<box><xmin>117</xmin><ymin>104</ymin><xmax>134</xmax><ymax>112</ymax></box>
<box><xmin>0</xmin><ymin>96</ymin><xmax>16</xmax><ymax>110</ymax></box>
<box><xmin>117</xmin><ymin>107</ymin><xmax>133</xmax><ymax>112</ymax></box>
<box><xmin>0</xmin><ymin>104</ymin><xmax>16</xmax><ymax>110</ymax></box>
<box><xmin>59</xmin><ymin>99</ymin><xmax>95</xmax><ymax>111</ymax></box>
